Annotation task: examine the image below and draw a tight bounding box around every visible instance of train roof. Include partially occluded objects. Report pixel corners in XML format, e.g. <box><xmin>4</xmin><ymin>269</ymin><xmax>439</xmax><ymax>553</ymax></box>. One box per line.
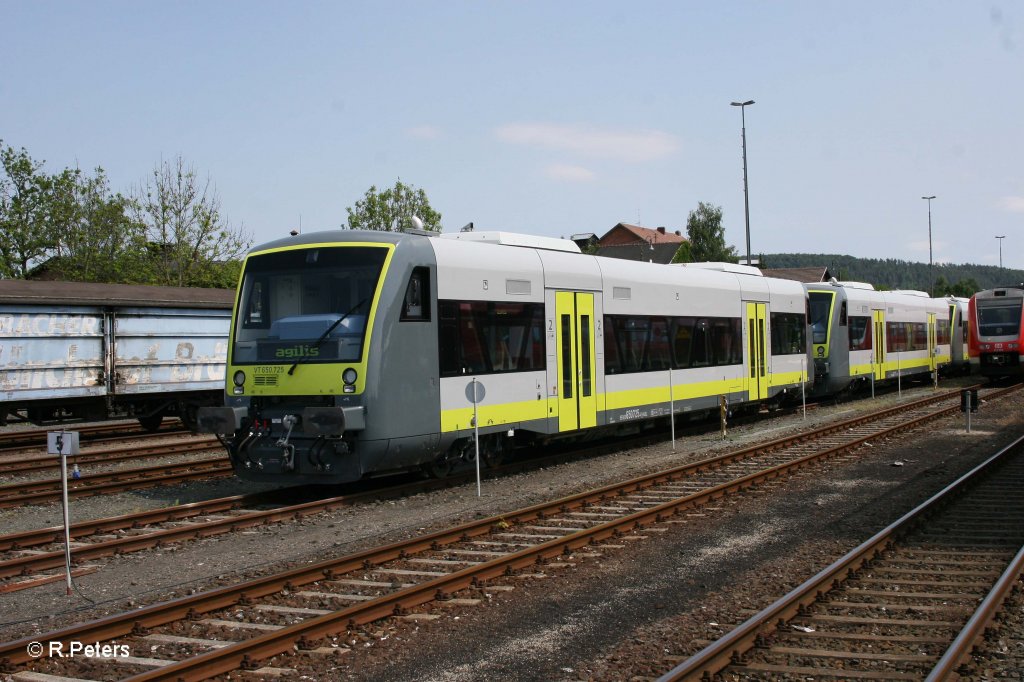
<box><xmin>438</xmin><ymin>230</ymin><xmax>581</xmax><ymax>253</ymax></box>
<box><xmin>973</xmin><ymin>286</ymin><xmax>1024</xmax><ymax>301</ymax></box>
<box><xmin>0</xmin><ymin>280</ymin><xmax>235</xmax><ymax>309</ymax></box>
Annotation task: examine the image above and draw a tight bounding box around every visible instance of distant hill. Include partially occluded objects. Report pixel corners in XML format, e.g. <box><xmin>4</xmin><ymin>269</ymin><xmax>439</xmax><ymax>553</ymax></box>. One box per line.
<box><xmin>762</xmin><ymin>254</ymin><xmax>1024</xmax><ymax>293</ymax></box>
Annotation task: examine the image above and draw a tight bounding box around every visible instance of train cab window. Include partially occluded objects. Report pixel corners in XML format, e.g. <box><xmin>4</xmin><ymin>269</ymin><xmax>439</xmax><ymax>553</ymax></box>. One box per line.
<box><xmin>807</xmin><ymin>292</ymin><xmax>834</xmax><ymax>344</ymax></box>
<box><xmin>839</xmin><ymin>301</ymin><xmax>848</xmax><ymax>326</ymax></box>
<box><xmin>978</xmin><ymin>302</ymin><xmax>1023</xmax><ymax>336</ymax></box>
<box><xmin>400</xmin><ymin>267</ymin><xmax>430</xmax><ymax>321</ymax></box>
<box><xmin>242</xmin><ymin>280</ymin><xmax>269</xmax><ymax>329</ymax></box>
<box><xmin>232</xmin><ymin>246</ymin><xmax>388</xmax><ymax>365</ymax></box>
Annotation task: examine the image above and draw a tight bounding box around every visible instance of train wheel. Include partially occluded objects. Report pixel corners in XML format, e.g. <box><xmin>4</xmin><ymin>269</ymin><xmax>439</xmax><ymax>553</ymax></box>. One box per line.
<box><xmin>138</xmin><ymin>414</ymin><xmax>163</xmax><ymax>432</ymax></box>
<box><xmin>180</xmin><ymin>404</ymin><xmax>200</xmax><ymax>433</ymax></box>
<box><xmin>422</xmin><ymin>441</ymin><xmax>468</xmax><ymax>478</ymax></box>
<box><xmin>422</xmin><ymin>454</ymin><xmax>457</xmax><ymax>478</ymax></box>
<box><xmin>480</xmin><ymin>435</ymin><xmax>508</xmax><ymax>468</ymax></box>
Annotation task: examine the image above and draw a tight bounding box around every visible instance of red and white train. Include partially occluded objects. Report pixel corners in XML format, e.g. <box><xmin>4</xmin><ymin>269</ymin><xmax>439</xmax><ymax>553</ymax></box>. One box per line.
<box><xmin>968</xmin><ymin>284</ymin><xmax>1024</xmax><ymax>377</ymax></box>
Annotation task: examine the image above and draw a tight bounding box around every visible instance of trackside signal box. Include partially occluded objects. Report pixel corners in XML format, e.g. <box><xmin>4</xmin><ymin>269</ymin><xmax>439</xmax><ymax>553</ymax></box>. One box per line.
<box><xmin>960</xmin><ymin>389</ymin><xmax>979</xmax><ymax>414</ymax></box>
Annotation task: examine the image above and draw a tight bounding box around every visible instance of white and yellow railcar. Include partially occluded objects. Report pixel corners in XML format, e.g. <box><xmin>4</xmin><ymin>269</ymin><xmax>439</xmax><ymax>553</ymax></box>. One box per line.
<box><xmin>199</xmin><ymin>230</ymin><xmax>812</xmax><ymax>484</ymax></box>
<box><xmin>806</xmin><ymin>281</ymin><xmax>950</xmax><ymax>396</ymax></box>
<box><xmin>945</xmin><ymin>296</ymin><xmax>971</xmax><ymax>374</ymax></box>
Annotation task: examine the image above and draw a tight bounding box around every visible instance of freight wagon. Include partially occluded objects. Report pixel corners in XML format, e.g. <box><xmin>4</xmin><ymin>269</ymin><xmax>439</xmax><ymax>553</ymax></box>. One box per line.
<box><xmin>0</xmin><ymin>280</ymin><xmax>233</xmax><ymax>430</ymax></box>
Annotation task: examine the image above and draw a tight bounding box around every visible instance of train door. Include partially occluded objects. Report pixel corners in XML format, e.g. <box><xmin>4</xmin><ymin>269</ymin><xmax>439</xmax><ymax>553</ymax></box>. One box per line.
<box><xmin>555</xmin><ymin>291</ymin><xmax>597</xmax><ymax>432</ymax></box>
<box><xmin>745</xmin><ymin>302</ymin><xmax>767</xmax><ymax>400</ymax></box>
<box><xmin>872</xmin><ymin>310</ymin><xmax>886</xmax><ymax>380</ymax></box>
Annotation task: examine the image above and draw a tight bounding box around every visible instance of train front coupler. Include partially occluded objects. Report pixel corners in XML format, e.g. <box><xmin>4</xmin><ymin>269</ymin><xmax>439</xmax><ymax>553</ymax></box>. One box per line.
<box><xmin>274</xmin><ymin>414</ymin><xmax>299</xmax><ymax>471</ymax></box>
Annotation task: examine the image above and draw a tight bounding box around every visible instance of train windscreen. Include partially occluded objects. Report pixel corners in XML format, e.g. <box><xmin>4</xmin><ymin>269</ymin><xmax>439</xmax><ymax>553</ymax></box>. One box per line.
<box><xmin>977</xmin><ymin>298</ymin><xmax>1023</xmax><ymax>337</ymax></box>
<box><xmin>232</xmin><ymin>246</ymin><xmax>389</xmax><ymax>364</ymax></box>
<box><xmin>807</xmin><ymin>291</ymin><xmax>834</xmax><ymax>344</ymax></box>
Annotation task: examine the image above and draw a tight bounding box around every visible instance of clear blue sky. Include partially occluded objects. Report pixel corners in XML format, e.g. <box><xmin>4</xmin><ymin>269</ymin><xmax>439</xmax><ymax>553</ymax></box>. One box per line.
<box><xmin>3</xmin><ymin>2</ymin><xmax>1021</xmax><ymax>269</ymax></box>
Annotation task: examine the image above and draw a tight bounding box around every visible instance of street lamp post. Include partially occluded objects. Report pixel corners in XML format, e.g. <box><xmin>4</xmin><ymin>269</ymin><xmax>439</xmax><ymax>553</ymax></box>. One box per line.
<box><xmin>731</xmin><ymin>100</ymin><xmax>755</xmax><ymax>266</ymax></box>
<box><xmin>996</xmin><ymin>235</ymin><xmax>1006</xmax><ymax>269</ymax></box>
<box><xmin>922</xmin><ymin>195</ymin><xmax>936</xmax><ymax>295</ymax></box>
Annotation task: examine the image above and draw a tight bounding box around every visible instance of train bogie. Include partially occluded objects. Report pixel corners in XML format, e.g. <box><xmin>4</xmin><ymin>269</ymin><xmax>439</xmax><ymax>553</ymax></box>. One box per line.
<box><xmin>200</xmin><ymin>230</ymin><xmax>814</xmax><ymax>485</ymax></box>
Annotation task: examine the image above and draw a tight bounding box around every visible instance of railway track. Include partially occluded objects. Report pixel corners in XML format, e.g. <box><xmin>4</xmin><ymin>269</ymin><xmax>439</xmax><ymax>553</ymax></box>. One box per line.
<box><xmin>0</xmin><ymin>455</ymin><xmax>231</xmax><ymax>509</ymax></box>
<box><xmin>659</xmin><ymin>433</ymin><xmax>1024</xmax><ymax>681</ymax></box>
<box><xmin>0</xmin><ymin>437</ymin><xmax>221</xmax><ymax>476</ymax></box>
<box><xmin>0</xmin><ymin>421</ymin><xmax>186</xmax><ymax>452</ymax></box>
<box><xmin>0</xmin><ymin>383</ymin><xmax>998</xmax><ymax>593</ymax></box>
<box><xmin>0</xmin><ymin>384</ymin><xmax>1016</xmax><ymax>680</ymax></box>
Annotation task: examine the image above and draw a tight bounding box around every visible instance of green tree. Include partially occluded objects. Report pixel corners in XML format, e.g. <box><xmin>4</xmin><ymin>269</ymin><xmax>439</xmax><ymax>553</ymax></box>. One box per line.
<box><xmin>670</xmin><ymin>241</ymin><xmax>692</xmax><ymax>264</ymax></box>
<box><xmin>131</xmin><ymin>156</ymin><xmax>251</xmax><ymax>287</ymax></box>
<box><xmin>47</xmin><ymin>167</ymin><xmax>150</xmax><ymax>283</ymax></box>
<box><xmin>0</xmin><ymin>142</ymin><xmax>51</xmax><ymax>278</ymax></box>
<box><xmin>935</xmin><ymin>276</ymin><xmax>980</xmax><ymax>298</ymax></box>
<box><xmin>685</xmin><ymin>202</ymin><xmax>738</xmax><ymax>263</ymax></box>
<box><xmin>345</xmin><ymin>180</ymin><xmax>442</xmax><ymax>232</ymax></box>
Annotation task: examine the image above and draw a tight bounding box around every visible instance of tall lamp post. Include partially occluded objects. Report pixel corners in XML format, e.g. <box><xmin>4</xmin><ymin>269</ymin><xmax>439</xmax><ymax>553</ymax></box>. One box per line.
<box><xmin>731</xmin><ymin>100</ymin><xmax>755</xmax><ymax>266</ymax></box>
<box><xmin>922</xmin><ymin>195</ymin><xmax>936</xmax><ymax>295</ymax></box>
<box><xmin>996</xmin><ymin>235</ymin><xmax>1005</xmax><ymax>269</ymax></box>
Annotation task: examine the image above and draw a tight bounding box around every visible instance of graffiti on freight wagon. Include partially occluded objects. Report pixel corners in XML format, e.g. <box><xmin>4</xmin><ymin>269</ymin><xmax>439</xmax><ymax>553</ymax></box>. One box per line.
<box><xmin>1</xmin><ymin>313</ymin><xmax>228</xmax><ymax>392</ymax></box>
<box><xmin>0</xmin><ymin>313</ymin><xmax>102</xmax><ymax>337</ymax></box>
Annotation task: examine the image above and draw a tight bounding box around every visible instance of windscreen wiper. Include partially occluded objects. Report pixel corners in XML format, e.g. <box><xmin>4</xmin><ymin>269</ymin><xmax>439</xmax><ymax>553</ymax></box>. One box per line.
<box><xmin>287</xmin><ymin>298</ymin><xmax>367</xmax><ymax>375</ymax></box>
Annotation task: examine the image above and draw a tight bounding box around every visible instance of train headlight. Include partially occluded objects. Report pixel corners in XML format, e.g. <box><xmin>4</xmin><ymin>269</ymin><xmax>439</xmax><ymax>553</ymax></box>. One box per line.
<box><xmin>233</xmin><ymin>370</ymin><xmax>246</xmax><ymax>387</ymax></box>
<box><xmin>342</xmin><ymin>368</ymin><xmax>358</xmax><ymax>385</ymax></box>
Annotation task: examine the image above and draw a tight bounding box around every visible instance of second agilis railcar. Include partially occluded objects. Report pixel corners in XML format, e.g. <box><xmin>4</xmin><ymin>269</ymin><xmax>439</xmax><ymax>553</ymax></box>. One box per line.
<box><xmin>198</xmin><ymin>230</ymin><xmax>812</xmax><ymax>484</ymax></box>
<box><xmin>804</xmin><ymin>281</ymin><xmax>950</xmax><ymax>396</ymax></box>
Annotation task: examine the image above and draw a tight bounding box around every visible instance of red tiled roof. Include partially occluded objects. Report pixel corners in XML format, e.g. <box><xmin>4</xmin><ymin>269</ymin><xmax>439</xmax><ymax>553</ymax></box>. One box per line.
<box><xmin>600</xmin><ymin>223</ymin><xmax>687</xmax><ymax>246</ymax></box>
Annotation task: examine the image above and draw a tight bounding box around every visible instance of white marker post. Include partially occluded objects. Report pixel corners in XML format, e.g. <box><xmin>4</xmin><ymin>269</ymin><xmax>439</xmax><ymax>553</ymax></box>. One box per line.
<box><xmin>870</xmin><ymin>359</ymin><xmax>876</xmax><ymax>399</ymax></box>
<box><xmin>469</xmin><ymin>378</ymin><xmax>482</xmax><ymax>497</ymax></box>
<box><xmin>47</xmin><ymin>430</ymin><xmax>80</xmax><ymax>596</ymax></box>
<box><xmin>669</xmin><ymin>368</ymin><xmax>675</xmax><ymax>451</ymax></box>
<box><xmin>801</xmin><ymin>357</ymin><xmax>807</xmax><ymax>420</ymax></box>
<box><xmin>897</xmin><ymin>354</ymin><xmax>902</xmax><ymax>397</ymax></box>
